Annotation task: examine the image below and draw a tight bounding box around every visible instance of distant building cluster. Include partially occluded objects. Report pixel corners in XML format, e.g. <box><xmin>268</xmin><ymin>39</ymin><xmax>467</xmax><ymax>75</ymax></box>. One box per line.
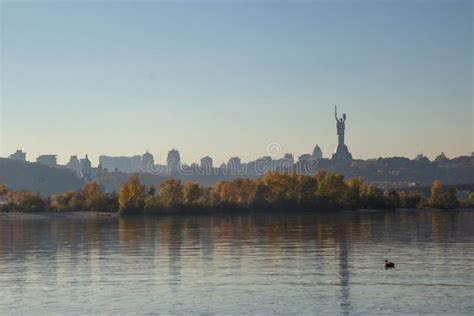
<box><xmin>99</xmin><ymin>155</ymin><xmax>142</xmax><ymax>173</ymax></box>
<box><xmin>5</xmin><ymin>145</ymin><xmax>327</xmax><ymax>180</ymax></box>
<box><xmin>6</xmin><ymin>145</ymin><xmax>469</xmax><ymax>182</ymax></box>
<box><xmin>37</xmin><ymin>155</ymin><xmax>57</xmax><ymax>168</ymax></box>
<box><xmin>6</xmin><ymin>108</ymin><xmax>468</xmax><ymax>181</ymax></box>
<box><xmin>167</xmin><ymin>148</ymin><xmax>181</xmax><ymax>174</ymax></box>
<box><xmin>9</xmin><ymin>150</ymin><xmax>26</xmax><ymax>161</ymax></box>
<box><xmin>200</xmin><ymin>156</ymin><xmax>213</xmax><ymax>172</ymax></box>
<box><xmin>3</xmin><ymin>109</ymin><xmax>345</xmax><ymax>179</ymax></box>
<box><xmin>65</xmin><ymin>155</ymin><xmax>93</xmax><ymax>180</ymax></box>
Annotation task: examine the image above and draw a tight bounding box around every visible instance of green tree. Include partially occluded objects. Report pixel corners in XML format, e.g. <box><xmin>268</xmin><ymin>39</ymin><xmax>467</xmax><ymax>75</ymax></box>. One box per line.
<box><xmin>343</xmin><ymin>178</ymin><xmax>364</xmax><ymax>209</ymax></box>
<box><xmin>360</xmin><ymin>184</ymin><xmax>386</xmax><ymax>209</ymax></box>
<box><xmin>183</xmin><ymin>182</ymin><xmax>203</xmax><ymax>205</ymax></box>
<box><xmin>248</xmin><ymin>180</ymin><xmax>267</xmax><ymax>209</ymax></box>
<box><xmin>148</xmin><ymin>185</ymin><xmax>156</xmax><ymax>196</ymax></box>
<box><xmin>399</xmin><ymin>191</ymin><xmax>425</xmax><ymax>209</ymax></box>
<box><xmin>315</xmin><ymin>171</ymin><xmax>347</xmax><ymax>209</ymax></box>
<box><xmin>118</xmin><ymin>174</ymin><xmax>146</xmax><ymax>214</ymax></box>
<box><xmin>443</xmin><ymin>187</ymin><xmax>459</xmax><ymax>209</ymax></box>
<box><xmin>384</xmin><ymin>190</ymin><xmax>400</xmax><ymax>209</ymax></box>
<box><xmin>144</xmin><ymin>195</ymin><xmax>163</xmax><ymax>213</ymax></box>
<box><xmin>294</xmin><ymin>174</ymin><xmax>318</xmax><ymax>209</ymax></box>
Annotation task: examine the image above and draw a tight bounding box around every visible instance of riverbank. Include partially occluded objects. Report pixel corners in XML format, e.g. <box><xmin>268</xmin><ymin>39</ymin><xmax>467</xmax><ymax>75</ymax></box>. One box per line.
<box><xmin>0</xmin><ymin>211</ymin><xmax>117</xmax><ymax>220</ymax></box>
<box><xmin>1</xmin><ymin>208</ymin><xmax>473</xmax><ymax>220</ymax></box>
<box><xmin>2</xmin><ymin>173</ymin><xmax>471</xmax><ymax>215</ymax></box>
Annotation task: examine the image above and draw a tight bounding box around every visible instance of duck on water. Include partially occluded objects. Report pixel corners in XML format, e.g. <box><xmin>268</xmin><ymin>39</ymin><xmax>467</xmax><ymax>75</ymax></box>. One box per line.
<box><xmin>385</xmin><ymin>260</ymin><xmax>395</xmax><ymax>268</ymax></box>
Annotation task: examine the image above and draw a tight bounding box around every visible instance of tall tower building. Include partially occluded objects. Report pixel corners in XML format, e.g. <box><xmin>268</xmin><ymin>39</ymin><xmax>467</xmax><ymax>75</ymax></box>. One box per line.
<box><xmin>67</xmin><ymin>155</ymin><xmax>81</xmax><ymax>177</ymax></box>
<box><xmin>142</xmin><ymin>151</ymin><xmax>154</xmax><ymax>173</ymax></box>
<box><xmin>167</xmin><ymin>148</ymin><xmax>181</xmax><ymax>174</ymax></box>
<box><xmin>80</xmin><ymin>154</ymin><xmax>92</xmax><ymax>180</ymax></box>
<box><xmin>228</xmin><ymin>157</ymin><xmax>242</xmax><ymax>174</ymax></box>
<box><xmin>200</xmin><ymin>156</ymin><xmax>213</xmax><ymax>173</ymax></box>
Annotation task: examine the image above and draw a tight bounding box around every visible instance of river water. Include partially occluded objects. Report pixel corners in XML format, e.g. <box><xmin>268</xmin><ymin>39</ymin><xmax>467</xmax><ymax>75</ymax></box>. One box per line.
<box><xmin>0</xmin><ymin>210</ymin><xmax>473</xmax><ymax>314</ymax></box>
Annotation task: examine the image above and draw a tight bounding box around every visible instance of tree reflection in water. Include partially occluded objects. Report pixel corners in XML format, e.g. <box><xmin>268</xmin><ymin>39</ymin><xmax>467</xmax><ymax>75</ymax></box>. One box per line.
<box><xmin>0</xmin><ymin>210</ymin><xmax>473</xmax><ymax>314</ymax></box>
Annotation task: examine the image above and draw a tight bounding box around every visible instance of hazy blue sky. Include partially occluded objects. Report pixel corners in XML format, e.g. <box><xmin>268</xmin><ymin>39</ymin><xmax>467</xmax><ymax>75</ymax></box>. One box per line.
<box><xmin>1</xmin><ymin>0</ymin><xmax>472</xmax><ymax>165</ymax></box>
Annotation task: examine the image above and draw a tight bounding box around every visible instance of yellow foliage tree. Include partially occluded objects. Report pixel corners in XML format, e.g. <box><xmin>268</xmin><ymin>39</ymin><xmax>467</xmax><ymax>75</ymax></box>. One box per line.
<box><xmin>81</xmin><ymin>182</ymin><xmax>108</xmax><ymax>212</ymax></box>
<box><xmin>212</xmin><ymin>181</ymin><xmax>232</xmax><ymax>204</ymax></box>
<box><xmin>118</xmin><ymin>174</ymin><xmax>146</xmax><ymax>214</ymax></box>
<box><xmin>0</xmin><ymin>183</ymin><xmax>7</xmax><ymax>196</ymax></box>
<box><xmin>159</xmin><ymin>179</ymin><xmax>183</xmax><ymax>208</ymax></box>
<box><xmin>262</xmin><ymin>172</ymin><xmax>289</xmax><ymax>205</ymax></box>
<box><xmin>429</xmin><ymin>180</ymin><xmax>444</xmax><ymax>209</ymax></box>
<box><xmin>468</xmin><ymin>192</ymin><xmax>474</xmax><ymax>207</ymax></box>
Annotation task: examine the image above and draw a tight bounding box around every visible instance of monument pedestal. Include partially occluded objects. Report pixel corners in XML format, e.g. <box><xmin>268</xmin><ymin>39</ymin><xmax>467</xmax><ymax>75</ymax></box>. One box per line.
<box><xmin>332</xmin><ymin>144</ymin><xmax>353</xmax><ymax>162</ymax></box>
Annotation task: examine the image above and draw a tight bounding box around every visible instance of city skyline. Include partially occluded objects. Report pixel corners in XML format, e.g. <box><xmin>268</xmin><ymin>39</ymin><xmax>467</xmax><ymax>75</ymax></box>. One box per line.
<box><xmin>1</xmin><ymin>2</ymin><xmax>473</xmax><ymax>314</ymax></box>
<box><xmin>5</xmin><ymin>141</ymin><xmax>465</xmax><ymax>168</ymax></box>
<box><xmin>1</xmin><ymin>1</ymin><xmax>472</xmax><ymax>164</ymax></box>
<box><xmin>3</xmin><ymin>101</ymin><xmax>472</xmax><ymax>166</ymax></box>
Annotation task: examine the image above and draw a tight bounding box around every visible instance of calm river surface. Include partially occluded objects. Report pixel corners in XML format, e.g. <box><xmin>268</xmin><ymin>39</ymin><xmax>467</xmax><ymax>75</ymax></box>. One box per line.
<box><xmin>1</xmin><ymin>210</ymin><xmax>473</xmax><ymax>315</ymax></box>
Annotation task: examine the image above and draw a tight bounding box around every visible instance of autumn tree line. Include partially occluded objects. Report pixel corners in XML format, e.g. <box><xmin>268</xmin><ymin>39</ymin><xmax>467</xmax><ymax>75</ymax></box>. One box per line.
<box><xmin>0</xmin><ymin>172</ymin><xmax>473</xmax><ymax>214</ymax></box>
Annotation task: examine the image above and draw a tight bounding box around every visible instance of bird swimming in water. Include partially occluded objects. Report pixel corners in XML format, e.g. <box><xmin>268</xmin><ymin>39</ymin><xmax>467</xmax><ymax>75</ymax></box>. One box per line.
<box><xmin>385</xmin><ymin>260</ymin><xmax>395</xmax><ymax>268</ymax></box>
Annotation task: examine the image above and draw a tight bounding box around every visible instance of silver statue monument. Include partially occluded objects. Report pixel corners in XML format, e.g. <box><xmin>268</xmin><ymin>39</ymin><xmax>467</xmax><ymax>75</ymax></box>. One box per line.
<box><xmin>332</xmin><ymin>105</ymin><xmax>353</xmax><ymax>161</ymax></box>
